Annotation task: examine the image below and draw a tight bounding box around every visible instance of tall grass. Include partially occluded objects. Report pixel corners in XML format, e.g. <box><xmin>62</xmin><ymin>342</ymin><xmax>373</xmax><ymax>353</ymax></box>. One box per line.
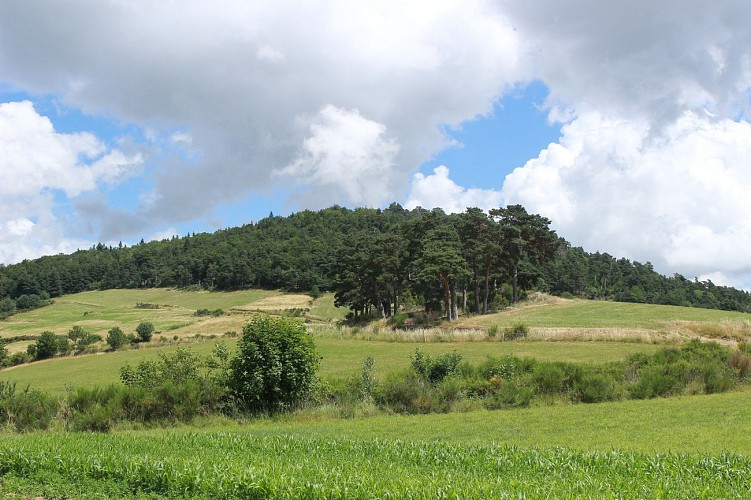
<box><xmin>0</xmin><ymin>432</ymin><xmax>749</xmax><ymax>498</ymax></box>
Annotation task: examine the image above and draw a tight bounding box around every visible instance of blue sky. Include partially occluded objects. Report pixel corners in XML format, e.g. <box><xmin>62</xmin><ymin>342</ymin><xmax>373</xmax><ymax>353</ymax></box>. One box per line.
<box><xmin>2</xmin><ymin>1</ymin><xmax>751</xmax><ymax>289</ymax></box>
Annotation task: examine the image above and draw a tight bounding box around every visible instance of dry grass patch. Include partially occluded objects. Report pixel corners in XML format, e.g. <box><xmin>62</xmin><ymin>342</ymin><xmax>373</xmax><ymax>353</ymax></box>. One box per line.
<box><xmin>663</xmin><ymin>320</ymin><xmax>751</xmax><ymax>343</ymax></box>
<box><xmin>233</xmin><ymin>294</ymin><xmax>312</xmax><ymax>312</ymax></box>
<box><xmin>526</xmin><ymin>327</ymin><xmax>673</xmax><ymax>344</ymax></box>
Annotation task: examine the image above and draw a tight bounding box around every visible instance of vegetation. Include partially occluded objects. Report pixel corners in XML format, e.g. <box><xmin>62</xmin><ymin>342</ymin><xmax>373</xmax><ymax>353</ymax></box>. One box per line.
<box><xmin>0</xmin><ymin>432</ymin><xmax>749</xmax><ymax>498</ymax></box>
<box><xmin>2</xmin><ymin>204</ymin><xmax>748</xmax><ymax>326</ymax></box>
<box><xmin>229</xmin><ymin>315</ymin><xmax>319</xmax><ymax>413</ymax></box>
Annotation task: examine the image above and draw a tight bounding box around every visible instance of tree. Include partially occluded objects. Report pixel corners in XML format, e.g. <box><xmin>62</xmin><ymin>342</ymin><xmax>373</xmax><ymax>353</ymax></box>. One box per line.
<box><xmin>32</xmin><ymin>331</ymin><xmax>58</xmax><ymax>360</ymax></box>
<box><xmin>107</xmin><ymin>326</ymin><xmax>128</xmax><ymax>351</ymax></box>
<box><xmin>491</xmin><ymin>205</ymin><xmax>558</xmax><ymax>303</ymax></box>
<box><xmin>135</xmin><ymin>321</ymin><xmax>155</xmax><ymax>342</ymax></box>
<box><xmin>415</xmin><ymin>226</ymin><xmax>470</xmax><ymax>321</ymax></box>
<box><xmin>228</xmin><ymin>315</ymin><xmax>319</xmax><ymax>413</ymax></box>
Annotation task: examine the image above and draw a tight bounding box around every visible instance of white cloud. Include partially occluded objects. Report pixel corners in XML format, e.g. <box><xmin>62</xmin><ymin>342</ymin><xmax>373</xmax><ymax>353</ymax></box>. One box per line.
<box><xmin>275</xmin><ymin>105</ymin><xmax>400</xmax><ymax>207</ymax></box>
<box><xmin>0</xmin><ymin>101</ymin><xmax>141</xmax><ymax>263</ymax></box>
<box><xmin>406</xmin><ymin>165</ymin><xmax>502</xmax><ymax>213</ymax></box>
<box><xmin>0</xmin><ymin>0</ymin><xmax>521</xmax><ymax>229</ymax></box>
<box><xmin>503</xmin><ymin>0</ymin><xmax>751</xmax><ymax>124</ymax></box>
<box><xmin>503</xmin><ymin>111</ymin><xmax>751</xmax><ymax>287</ymax></box>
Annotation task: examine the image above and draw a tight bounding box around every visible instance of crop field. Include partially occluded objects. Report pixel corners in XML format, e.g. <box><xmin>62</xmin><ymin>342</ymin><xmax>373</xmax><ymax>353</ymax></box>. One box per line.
<box><xmin>1</xmin><ymin>430</ymin><xmax>749</xmax><ymax>498</ymax></box>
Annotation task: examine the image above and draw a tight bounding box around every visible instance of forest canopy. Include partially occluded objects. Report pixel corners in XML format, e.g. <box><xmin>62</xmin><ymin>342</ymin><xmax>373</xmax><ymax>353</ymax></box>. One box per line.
<box><xmin>1</xmin><ymin>204</ymin><xmax>749</xmax><ymax>319</ymax></box>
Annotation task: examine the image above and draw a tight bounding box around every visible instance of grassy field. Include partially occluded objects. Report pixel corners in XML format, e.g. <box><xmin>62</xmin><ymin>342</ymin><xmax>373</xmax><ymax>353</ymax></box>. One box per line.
<box><xmin>2</xmin><ymin>389</ymin><xmax>751</xmax><ymax>498</ymax></box>
<box><xmin>2</xmin><ymin>289</ymin><xmax>751</xmax><ymax>497</ymax></box>
<box><xmin>0</xmin><ymin>289</ymin><xmax>346</xmax><ymax>346</ymax></box>
<box><xmin>0</xmin><ymin>336</ymin><xmax>659</xmax><ymax>395</ymax></box>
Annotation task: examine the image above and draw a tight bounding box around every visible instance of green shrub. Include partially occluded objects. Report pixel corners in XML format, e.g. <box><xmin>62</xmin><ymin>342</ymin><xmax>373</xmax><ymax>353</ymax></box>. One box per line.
<box><xmin>31</xmin><ymin>331</ymin><xmax>57</xmax><ymax>359</ymax></box>
<box><xmin>135</xmin><ymin>321</ymin><xmax>155</xmax><ymax>342</ymax></box>
<box><xmin>228</xmin><ymin>315</ymin><xmax>319</xmax><ymax>414</ymax></box>
<box><xmin>411</xmin><ymin>349</ymin><xmax>462</xmax><ymax>384</ymax></box>
<box><xmin>572</xmin><ymin>371</ymin><xmax>621</xmax><ymax>403</ymax></box>
<box><xmin>484</xmin><ymin>379</ymin><xmax>534</xmax><ymax>409</ymax></box>
<box><xmin>0</xmin><ymin>382</ymin><xmax>57</xmax><ymax>432</ymax></box>
<box><xmin>106</xmin><ymin>327</ymin><xmax>128</xmax><ymax>351</ymax></box>
<box><xmin>488</xmin><ymin>324</ymin><xmax>499</xmax><ymax>338</ymax></box>
<box><xmin>503</xmin><ymin>323</ymin><xmax>528</xmax><ymax>341</ymax></box>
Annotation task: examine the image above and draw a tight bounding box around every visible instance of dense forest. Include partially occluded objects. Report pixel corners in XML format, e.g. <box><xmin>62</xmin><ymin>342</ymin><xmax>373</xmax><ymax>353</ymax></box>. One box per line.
<box><xmin>1</xmin><ymin>204</ymin><xmax>750</xmax><ymax>319</ymax></box>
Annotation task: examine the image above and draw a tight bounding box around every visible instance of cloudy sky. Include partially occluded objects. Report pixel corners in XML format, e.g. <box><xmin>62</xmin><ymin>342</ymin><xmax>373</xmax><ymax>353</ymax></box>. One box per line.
<box><xmin>2</xmin><ymin>1</ymin><xmax>751</xmax><ymax>288</ymax></box>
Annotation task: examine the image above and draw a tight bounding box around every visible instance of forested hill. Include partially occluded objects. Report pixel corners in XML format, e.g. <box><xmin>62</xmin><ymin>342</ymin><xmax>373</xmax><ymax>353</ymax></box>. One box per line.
<box><xmin>1</xmin><ymin>204</ymin><xmax>750</xmax><ymax>317</ymax></box>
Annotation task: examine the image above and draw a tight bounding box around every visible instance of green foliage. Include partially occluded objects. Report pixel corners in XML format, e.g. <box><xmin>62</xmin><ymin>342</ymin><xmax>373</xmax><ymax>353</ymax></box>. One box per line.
<box><xmin>67</xmin><ymin>326</ymin><xmax>101</xmax><ymax>353</ymax></box>
<box><xmin>1</xmin><ymin>432</ymin><xmax>750</xmax><ymax>498</ymax></box>
<box><xmin>229</xmin><ymin>315</ymin><xmax>319</xmax><ymax>414</ymax></box>
<box><xmin>31</xmin><ymin>331</ymin><xmax>60</xmax><ymax>360</ymax></box>
<box><xmin>135</xmin><ymin>321</ymin><xmax>155</xmax><ymax>342</ymax></box>
<box><xmin>503</xmin><ymin>323</ymin><xmax>529</xmax><ymax>340</ymax></box>
<box><xmin>410</xmin><ymin>348</ymin><xmax>462</xmax><ymax>384</ymax></box>
<box><xmin>194</xmin><ymin>308</ymin><xmax>225</xmax><ymax>317</ymax></box>
<box><xmin>0</xmin><ymin>381</ymin><xmax>57</xmax><ymax>432</ymax></box>
<box><xmin>106</xmin><ymin>326</ymin><xmax>128</xmax><ymax>351</ymax></box>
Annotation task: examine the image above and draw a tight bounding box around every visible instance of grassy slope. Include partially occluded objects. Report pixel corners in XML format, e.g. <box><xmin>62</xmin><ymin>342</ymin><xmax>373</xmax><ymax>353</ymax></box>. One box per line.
<box><xmin>457</xmin><ymin>297</ymin><xmax>751</xmax><ymax>329</ymax></box>
<box><xmin>0</xmin><ymin>337</ymin><xmax>658</xmax><ymax>395</ymax></box>
<box><xmin>212</xmin><ymin>386</ymin><xmax>751</xmax><ymax>454</ymax></box>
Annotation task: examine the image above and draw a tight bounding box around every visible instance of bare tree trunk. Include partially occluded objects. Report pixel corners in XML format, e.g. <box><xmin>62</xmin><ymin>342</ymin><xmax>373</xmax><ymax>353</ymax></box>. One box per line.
<box><xmin>441</xmin><ymin>278</ymin><xmax>451</xmax><ymax>321</ymax></box>
<box><xmin>483</xmin><ymin>267</ymin><xmax>491</xmax><ymax>314</ymax></box>
<box><xmin>450</xmin><ymin>281</ymin><xmax>459</xmax><ymax>320</ymax></box>
<box><xmin>512</xmin><ymin>263</ymin><xmax>518</xmax><ymax>304</ymax></box>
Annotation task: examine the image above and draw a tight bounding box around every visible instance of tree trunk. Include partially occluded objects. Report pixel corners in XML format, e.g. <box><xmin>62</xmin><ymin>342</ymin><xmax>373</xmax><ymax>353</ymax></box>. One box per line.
<box><xmin>462</xmin><ymin>285</ymin><xmax>467</xmax><ymax>312</ymax></box>
<box><xmin>394</xmin><ymin>283</ymin><xmax>399</xmax><ymax>316</ymax></box>
<box><xmin>474</xmin><ymin>273</ymin><xmax>481</xmax><ymax>314</ymax></box>
<box><xmin>441</xmin><ymin>277</ymin><xmax>451</xmax><ymax>321</ymax></box>
<box><xmin>450</xmin><ymin>281</ymin><xmax>459</xmax><ymax>321</ymax></box>
<box><xmin>483</xmin><ymin>267</ymin><xmax>491</xmax><ymax>314</ymax></box>
<box><xmin>512</xmin><ymin>263</ymin><xmax>519</xmax><ymax>304</ymax></box>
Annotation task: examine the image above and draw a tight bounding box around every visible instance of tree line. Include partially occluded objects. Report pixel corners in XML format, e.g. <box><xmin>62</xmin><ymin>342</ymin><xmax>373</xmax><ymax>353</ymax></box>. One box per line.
<box><xmin>1</xmin><ymin>203</ymin><xmax>749</xmax><ymax>317</ymax></box>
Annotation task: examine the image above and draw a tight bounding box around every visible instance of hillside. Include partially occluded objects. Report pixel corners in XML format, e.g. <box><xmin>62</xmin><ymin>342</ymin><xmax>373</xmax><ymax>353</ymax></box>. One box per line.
<box><xmin>1</xmin><ymin>205</ymin><xmax>750</xmax><ymax>323</ymax></box>
<box><xmin>3</xmin><ymin>288</ymin><xmax>750</xmax><ymax>394</ymax></box>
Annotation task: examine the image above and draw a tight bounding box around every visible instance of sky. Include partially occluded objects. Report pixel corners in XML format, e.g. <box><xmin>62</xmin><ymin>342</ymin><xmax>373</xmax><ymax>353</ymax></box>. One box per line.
<box><xmin>2</xmin><ymin>1</ymin><xmax>751</xmax><ymax>289</ymax></box>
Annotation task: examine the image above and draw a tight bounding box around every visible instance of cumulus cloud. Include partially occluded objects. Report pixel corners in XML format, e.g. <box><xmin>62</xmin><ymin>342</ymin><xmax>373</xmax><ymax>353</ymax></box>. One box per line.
<box><xmin>503</xmin><ymin>0</ymin><xmax>751</xmax><ymax>124</ymax></box>
<box><xmin>275</xmin><ymin>105</ymin><xmax>400</xmax><ymax>207</ymax></box>
<box><xmin>0</xmin><ymin>0</ymin><xmax>521</xmax><ymax>235</ymax></box>
<box><xmin>406</xmin><ymin>166</ymin><xmax>503</xmax><ymax>213</ymax></box>
<box><xmin>0</xmin><ymin>101</ymin><xmax>141</xmax><ymax>263</ymax></box>
<box><xmin>503</xmin><ymin>111</ymin><xmax>751</xmax><ymax>287</ymax></box>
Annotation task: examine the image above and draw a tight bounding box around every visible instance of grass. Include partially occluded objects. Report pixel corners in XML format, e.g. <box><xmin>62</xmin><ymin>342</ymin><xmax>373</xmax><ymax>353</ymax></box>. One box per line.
<box><xmin>0</xmin><ymin>335</ymin><xmax>659</xmax><ymax>396</ymax></box>
<box><xmin>0</xmin><ymin>289</ymin><xmax>345</xmax><ymax>352</ymax></box>
<box><xmin>457</xmin><ymin>296</ymin><xmax>751</xmax><ymax>343</ymax></box>
<box><xmin>2</xmin><ymin>391</ymin><xmax>751</xmax><ymax>497</ymax></box>
<box><xmin>248</xmin><ymin>387</ymin><xmax>751</xmax><ymax>454</ymax></box>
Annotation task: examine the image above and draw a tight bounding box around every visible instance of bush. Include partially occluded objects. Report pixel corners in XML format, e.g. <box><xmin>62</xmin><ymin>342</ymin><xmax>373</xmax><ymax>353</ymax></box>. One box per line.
<box><xmin>31</xmin><ymin>331</ymin><xmax>59</xmax><ymax>360</ymax></box>
<box><xmin>229</xmin><ymin>315</ymin><xmax>319</xmax><ymax>414</ymax></box>
<box><xmin>0</xmin><ymin>382</ymin><xmax>57</xmax><ymax>432</ymax></box>
<box><xmin>504</xmin><ymin>323</ymin><xmax>528</xmax><ymax>341</ymax></box>
<box><xmin>411</xmin><ymin>349</ymin><xmax>462</xmax><ymax>384</ymax></box>
<box><xmin>572</xmin><ymin>371</ymin><xmax>621</xmax><ymax>403</ymax></box>
<box><xmin>135</xmin><ymin>321</ymin><xmax>155</xmax><ymax>342</ymax></box>
<box><xmin>107</xmin><ymin>327</ymin><xmax>128</xmax><ymax>351</ymax></box>
<box><xmin>484</xmin><ymin>380</ymin><xmax>534</xmax><ymax>409</ymax></box>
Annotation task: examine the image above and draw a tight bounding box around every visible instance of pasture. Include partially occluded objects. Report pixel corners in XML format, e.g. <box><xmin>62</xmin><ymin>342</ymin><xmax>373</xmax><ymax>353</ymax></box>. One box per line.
<box><xmin>2</xmin><ymin>288</ymin><xmax>751</xmax><ymax>497</ymax></box>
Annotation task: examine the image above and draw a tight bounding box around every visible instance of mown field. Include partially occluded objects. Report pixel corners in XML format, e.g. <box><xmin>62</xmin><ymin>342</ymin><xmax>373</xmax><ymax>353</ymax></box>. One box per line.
<box><xmin>2</xmin><ymin>288</ymin><xmax>751</xmax><ymax>497</ymax></box>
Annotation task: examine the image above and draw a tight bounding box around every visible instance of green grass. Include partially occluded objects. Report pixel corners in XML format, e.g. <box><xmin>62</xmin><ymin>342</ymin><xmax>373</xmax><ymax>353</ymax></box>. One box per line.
<box><xmin>458</xmin><ymin>298</ymin><xmax>751</xmax><ymax>330</ymax></box>
<box><xmin>251</xmin><ymin>387</ymin><xmax>751</xmax><ymax>454</ymax></box>
<box><xmin>1</xmin><ymin>413</ymin><xmax>750</xmax><ymax>498</ymax></box>
<box><xmin>0</xmin><ymin>336</ymin><xmax>659</xmax><ymax>395</ymax></box>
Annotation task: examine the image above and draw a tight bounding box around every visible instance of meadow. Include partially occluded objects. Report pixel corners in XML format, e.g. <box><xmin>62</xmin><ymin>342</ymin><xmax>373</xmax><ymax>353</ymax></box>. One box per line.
<box><xmin>2</xmin><ymin>288</ymin><xmax>751</xmax><ymax>497</ymax></box>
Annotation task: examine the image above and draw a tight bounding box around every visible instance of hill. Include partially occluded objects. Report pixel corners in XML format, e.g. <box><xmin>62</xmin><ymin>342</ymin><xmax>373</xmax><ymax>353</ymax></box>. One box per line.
<box><xmin>1</xmin><ymin>204</ymin><xmax>750</xmax><ymax>323</ymax></box>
